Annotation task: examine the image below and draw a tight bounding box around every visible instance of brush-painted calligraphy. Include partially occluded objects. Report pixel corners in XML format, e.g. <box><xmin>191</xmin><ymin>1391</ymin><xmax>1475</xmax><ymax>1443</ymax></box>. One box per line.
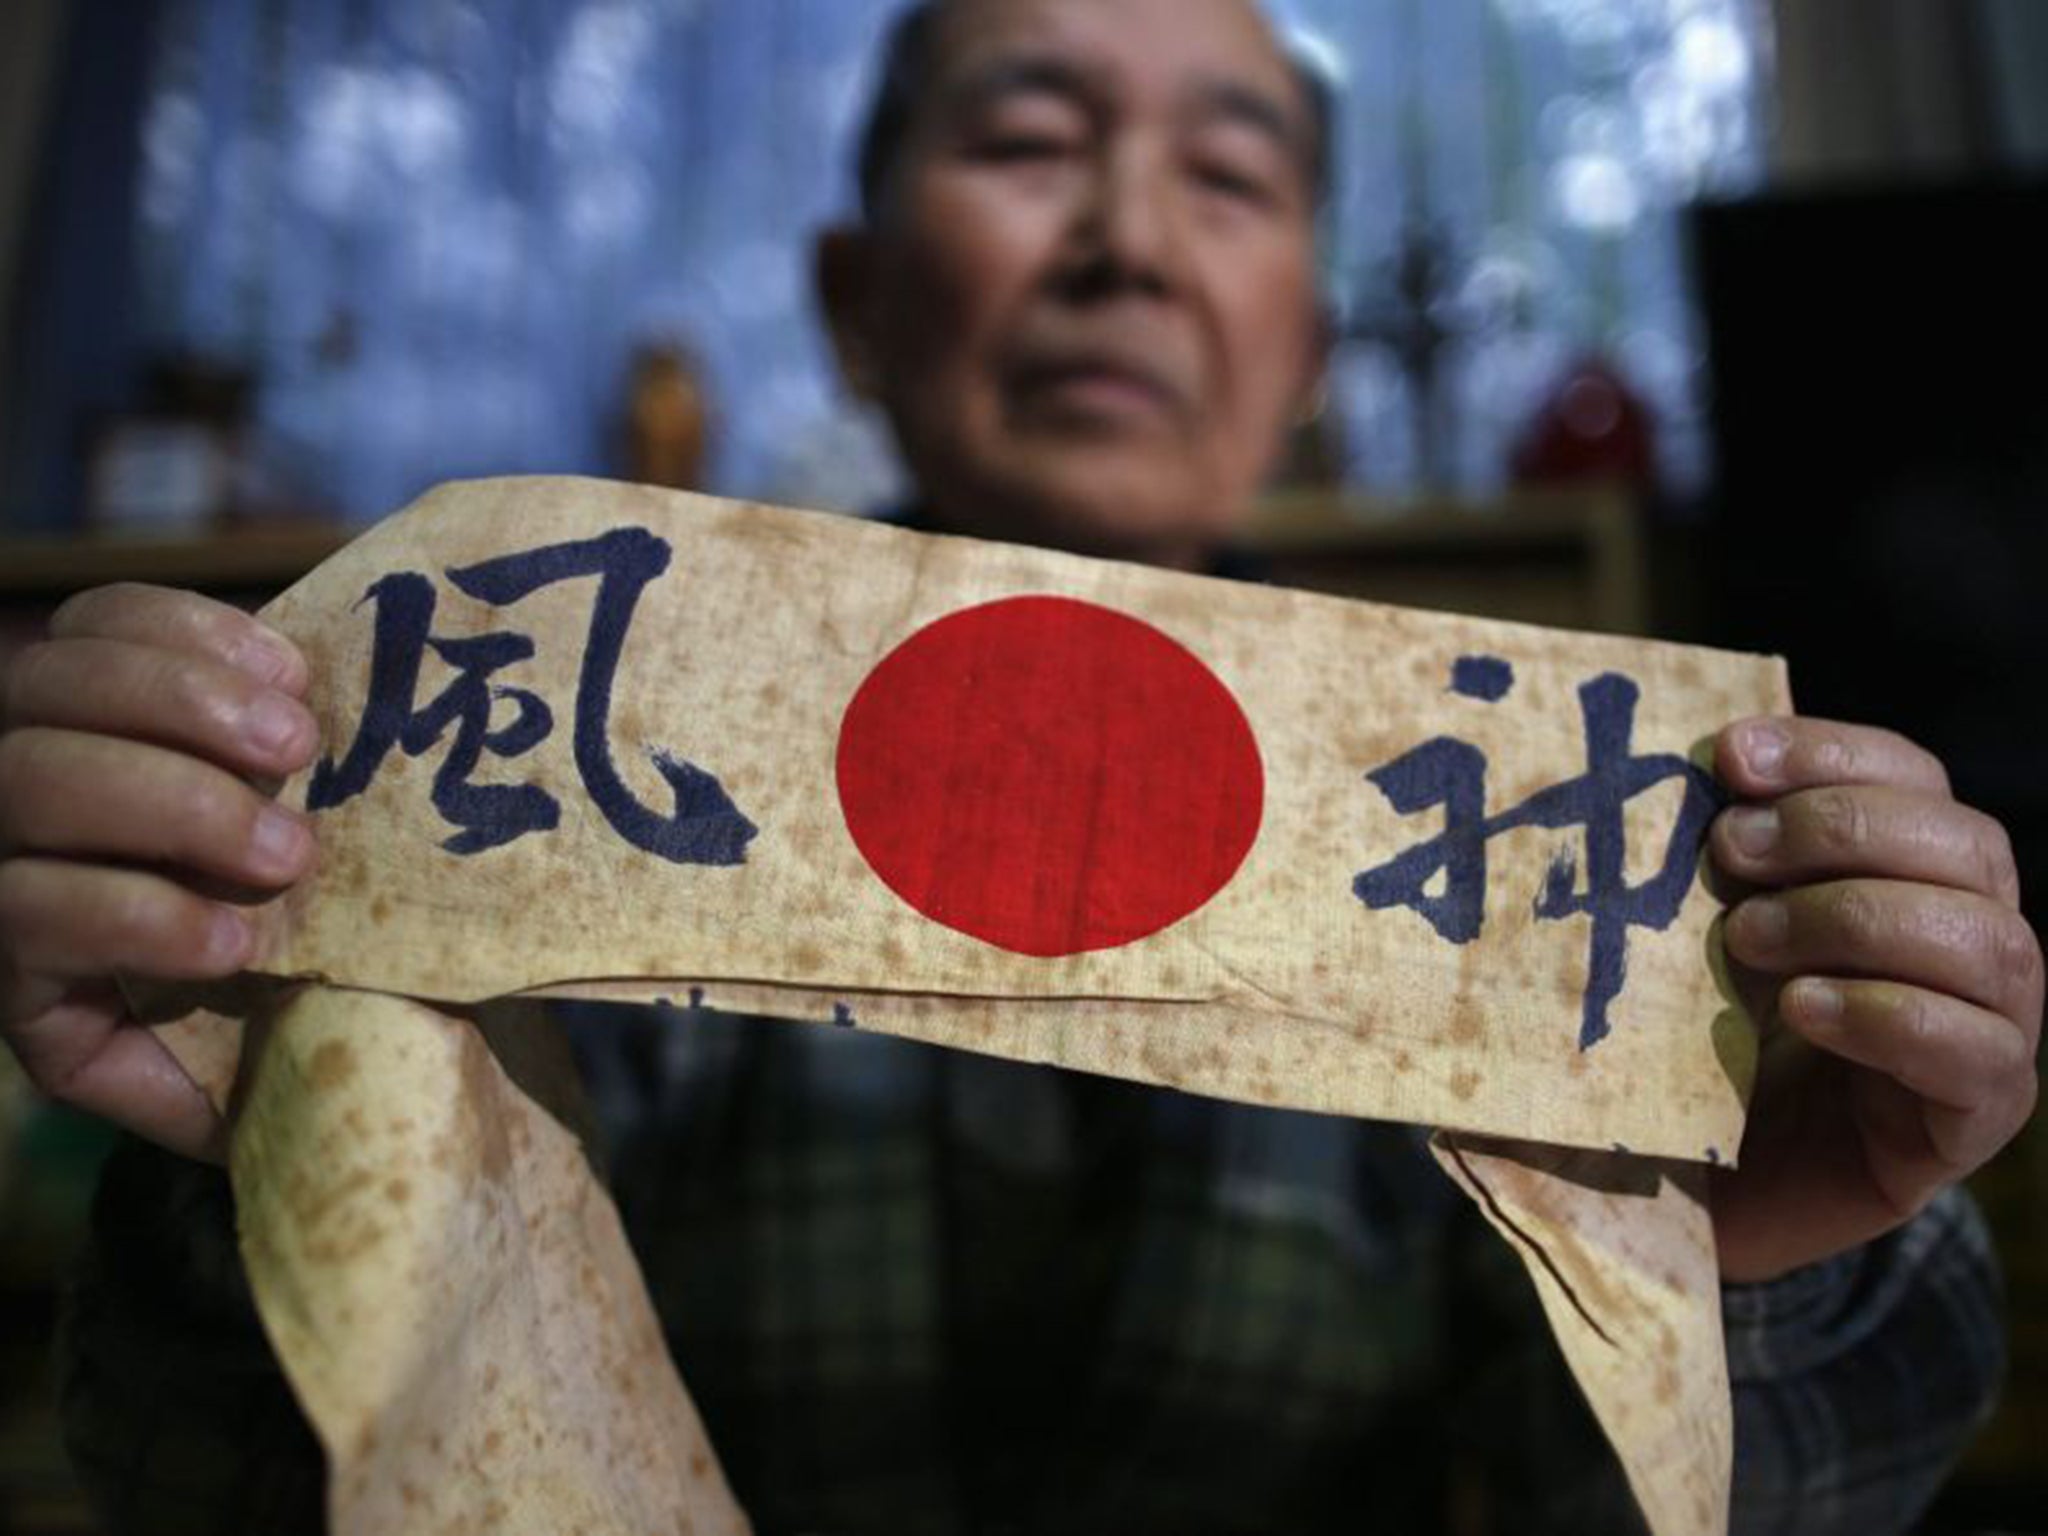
<box><xmin>307</xmin><ymin>526</ymin><xmax>757</xmax><ymax>865</ymax></box>
<box><xmin>1354</xmin><ymin>660</ymin><xmax>1719</xmax><ymax>1049</ymax></box>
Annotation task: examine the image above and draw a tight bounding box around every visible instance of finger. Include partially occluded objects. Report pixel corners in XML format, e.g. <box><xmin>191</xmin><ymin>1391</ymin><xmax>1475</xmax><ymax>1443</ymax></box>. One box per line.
<box><xmin>1718</xmin><ymin>717</ymin><xmax>1950</xmax><ymax>800</ymax></box>
<box><xmin>1712</xmin><ymin>786</ymin><xmax>2022</xmax><ymax>908</ymax></box>
<box><xmin>1726</xmin><ymin>879</ymin><xmax>2045</xmax><ymax>1025</ymax></box>
<box><xmin>48</xmin><ymin>584</ymin><xmax>308</xmax><ymax>696</ymax></box>
<box><xmin>4</xmin><ymin>983</ymin><xmax>225</xmax><ymax>1162</ymax></box>
<box><xmin>1779</xmin><ymin>976</ymin><xmax>2037</xmax><ymax>1115</ymax></box>
<box><xmin>0</xmin><ymin>729</ymin><xmax>315</xmax><ymax>886</ymax></box>
<box><xmin>1844</xmin><ymin>1069</ymin><xmax>1955</xmax><ymax>1218</ymax></box>
<box><xmin>1923</xmin><ymin>1069</ymin><xmax>2040</xmax><ymax>1177</ymax></box>
<box><xmin>2</xmin><ymin>638</ymin><xmax>318</xmax><ymax>778</ymax></box>
<box><xmin>1842</xmin><ymin>1047</ymin><xmax>2035</xmax><ymax>1201</ymax></box>
<box><xmin>0</xmin><ymin>859</ymin><xmax>253</xmax><ymax>1014</ymax></box>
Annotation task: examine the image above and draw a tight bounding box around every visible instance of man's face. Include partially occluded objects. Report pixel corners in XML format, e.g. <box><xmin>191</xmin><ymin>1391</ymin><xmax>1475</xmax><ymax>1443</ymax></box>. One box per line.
<box><xmin>833</xmin><ymin>0</ymin><xmax>1324</xmax><ymax>565</ymax></box>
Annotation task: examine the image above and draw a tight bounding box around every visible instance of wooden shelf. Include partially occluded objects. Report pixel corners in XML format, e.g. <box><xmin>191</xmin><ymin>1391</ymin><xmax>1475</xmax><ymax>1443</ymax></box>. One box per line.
<box><xmin>0</xmin><ymin>488</ymin><xmax>1647</xmax><ymax>636</ymax></box>
<box><xmin>0</xmin><ymin>524</ymin><xmax>355</xmax><ymax>600</ymax></box>
<box><xmin>1248</xmin><ymin>484</ymin><xmax>1630</xmax><ymax>545</ymax></box>
<box><xmin>1242</xmin><ymin>486</ymin><xmax>1647</xmax><ymax>636</ymax></box>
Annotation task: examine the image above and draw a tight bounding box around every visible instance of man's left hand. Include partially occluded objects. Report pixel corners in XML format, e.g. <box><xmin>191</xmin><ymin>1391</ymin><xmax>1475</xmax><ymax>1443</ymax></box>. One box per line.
<box><xmin>1707</xmin><ymin>717</ymin><xmax>2041</xmax><ymax>1282</ymax></box>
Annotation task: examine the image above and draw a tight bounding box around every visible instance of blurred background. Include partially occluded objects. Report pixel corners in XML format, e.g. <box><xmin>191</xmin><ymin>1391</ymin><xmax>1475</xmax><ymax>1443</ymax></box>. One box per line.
<box><xmin>0</xmin><ymin>0</ymin><xmax>2043</xmax><ymax>1531</ymax></box>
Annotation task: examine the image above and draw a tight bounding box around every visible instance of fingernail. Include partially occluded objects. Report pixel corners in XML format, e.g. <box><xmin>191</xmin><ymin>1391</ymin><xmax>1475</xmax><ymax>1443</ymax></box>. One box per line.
<box><xmin>250</xmin><ymin>804</ymin><xmax>311</xmax><ymax>878</ymax></box>
<box><xmin>1741</xmin><ymin>722</ymin><xmax>1790</xmax><ymax>783</ymax></box>
<box><xmin>1788</xmin><ymin>978</ymin><xmax>1843</xmax><ymax>1025</ymax></box>
<box><xmin>1724</xmin><ymin>806</ymin><xmax>1780</xmax><ymax>858</ymax></box>
<box><xmin>1735</xmin><ymin>896</ymin><xmax>1789</xmax><ymax>952</ymax></box>
<box><xmin>244</xmin><ymin>693</ymin><xmax>308</xmax><ymax>757</ymax></box>
<box><xmin>207</xmin><ymin>907</ymin><xmax>253</xmax><ymax>968</ymax></box>
<box><xmin>228</xmin><ymin>635</ymin><xmax>299</xmax><ymax>689</ymax></box>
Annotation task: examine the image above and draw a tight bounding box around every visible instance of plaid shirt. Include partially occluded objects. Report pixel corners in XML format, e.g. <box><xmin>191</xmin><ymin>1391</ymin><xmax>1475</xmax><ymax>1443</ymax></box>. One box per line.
<box><xmin>59</xmin><ymin>1001</ymin><xmax>2003</xmax><ymax>1535</ymax></box>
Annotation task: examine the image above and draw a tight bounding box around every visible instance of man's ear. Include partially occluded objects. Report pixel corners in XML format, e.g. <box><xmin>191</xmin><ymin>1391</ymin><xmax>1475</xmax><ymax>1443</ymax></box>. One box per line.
<box><xmin>816</xmin><ymin>225</ymin><xmax>882</xmax><ymax>402</ymax></box>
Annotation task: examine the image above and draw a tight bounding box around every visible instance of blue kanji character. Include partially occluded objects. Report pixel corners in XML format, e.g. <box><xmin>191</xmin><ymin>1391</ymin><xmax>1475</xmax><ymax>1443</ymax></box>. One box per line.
<box><xmin>308</xmin><ymin>527</ymin><xmax>756</xmax><ymax>866</ymax></box>
<box><xmin>1354</xmin><ymin>671</ymin><xmax>1720</xmax><ymax>1049</ymax></box>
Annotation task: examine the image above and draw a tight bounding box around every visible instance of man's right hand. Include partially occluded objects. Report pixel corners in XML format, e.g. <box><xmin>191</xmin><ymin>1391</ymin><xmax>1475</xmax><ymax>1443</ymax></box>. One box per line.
<box><xmin>0</xmin><ymin>585</ymin><xmax>320</xmax><ymax>1161</ymax></box>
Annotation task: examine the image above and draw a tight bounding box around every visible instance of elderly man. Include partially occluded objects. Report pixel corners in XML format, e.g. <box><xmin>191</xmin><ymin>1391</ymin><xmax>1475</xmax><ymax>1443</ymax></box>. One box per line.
<box><xmin>2</xmin><ymin>0</ymin><xmax>2037</xmax><ymax>1531</ymax></box>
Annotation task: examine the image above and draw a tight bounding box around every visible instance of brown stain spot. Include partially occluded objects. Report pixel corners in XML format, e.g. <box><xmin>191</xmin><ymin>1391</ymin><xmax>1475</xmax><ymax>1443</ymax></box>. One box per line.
<box><xmin>303</xmin><ymin>1223</ymin><xmax>386</xmax><ymax>1265</ymax></box>
<box><xmin>610</xmin><ymin>1358</ymin><xmax>640</xmax><ymax>1404</ymax></box>
<box><xmin>385</xmin><ymin>1177</ymin><xmax>412</xmax><ymax>1206</ymax></box>
<box><xmin>1136</xmin><ymin>1041</ymin><xmax>1186</xmax><ymax>1088</ymax></box>
<box><xmin>1654</xmin><ymin>1365</ymin><xmax>1679</xmax><ymax>1406</ymax></box>
<box><xmin>327</xmin><ymin>847</ymin><xmax>368</xmax><ymax>899</ymax></box>
<box><xmin>689</xmin><ymin>1449</ymin><xmax>713</xmax><ymax>1479</ymax></box>
<box><xmin>1448</xmin><ymin>1007</ymin><xmax>1484</xmax><ymax>1046</ymax></box>
<box><xmin>369</xmin><ymin>895</ymin><xmax>392</xmax><ymax>924</ymax></box>
<box><xmin>284</xmin><ymin>1165</ymin><xmax>375</xmax><ymax>1232</ymax></box>
<box><xmin>1448</xmin><ymin>1067</ymin><xmax>1482</xmax><ymax>1102</ymax></box>
<box><xmin>305</xmin><ymin>1039</ymin><xmax>356</xmax><ymax>1091</ymax></box>
<box><xmin>1393</xmin><ymin>1049</ymin><xmax>1414</xmax><ymax>1072</ymax></box>
<box><xmin>482</xmin><ymin>1429</ymin><xmax>504</xmax><ymax>1456</ymax></box>
<box><xmin>790</xmin><ymin>940</ymin><xmax>827</xmax><ymax>973</ymax></box>
<box><xmin>343</xmin><ymin>1106</ymin><xmax>369</xmax><ymax>1138</ymax></box>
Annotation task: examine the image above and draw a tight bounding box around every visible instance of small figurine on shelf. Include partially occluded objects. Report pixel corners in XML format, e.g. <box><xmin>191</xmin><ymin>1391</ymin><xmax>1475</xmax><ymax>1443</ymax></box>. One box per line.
<box><xmin>1508</xmin><ymin>353</ymin><xmax>1657</xmax><ymax>492</ymax></box>
<box><xmin>624</xmin><ymin>341</ymin><xmax>711</xmax><ymax>491</ymax></box>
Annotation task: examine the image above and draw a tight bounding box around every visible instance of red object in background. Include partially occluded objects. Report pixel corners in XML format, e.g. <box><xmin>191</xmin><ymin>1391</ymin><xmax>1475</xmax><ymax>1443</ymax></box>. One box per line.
<box><xmin>836</xmin><ymin>596</ymin><xmax>1265</xmax><ymax>958</ymax></box>
<box><xmin>1510</xmin><ymin>354</ymin><xmax>1658</xmax><ymax>490</ymax></box>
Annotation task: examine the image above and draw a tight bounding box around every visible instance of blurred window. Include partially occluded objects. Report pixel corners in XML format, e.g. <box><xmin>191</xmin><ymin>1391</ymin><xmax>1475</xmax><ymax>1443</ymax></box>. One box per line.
<box><xmin>134</xmin><ymin>0</ymin><xmax>1766</xmax><ymax>518</ymax></box>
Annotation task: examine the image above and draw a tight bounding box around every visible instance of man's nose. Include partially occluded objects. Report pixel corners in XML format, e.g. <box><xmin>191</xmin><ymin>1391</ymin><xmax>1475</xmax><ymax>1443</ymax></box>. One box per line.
<box><xmin>1067</xmin><ymin>141</ymin><xmax>1186</xmax><ymax>297</ymax></box>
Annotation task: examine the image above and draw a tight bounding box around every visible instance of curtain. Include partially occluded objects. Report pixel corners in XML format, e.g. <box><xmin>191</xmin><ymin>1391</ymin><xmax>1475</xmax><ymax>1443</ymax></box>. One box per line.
<box><xmin>1980</xmin><ymin>0</ymin><xmax>2048</xmax><ymax>165</ymax></box>
<box><xmin>1767</xmin><ymin>0</ymin><xmax>2001</xmax><ymax>182</ymax></box>
<box><xmin>0</xmin><ymin>0</ymin><xmax>68</xmax><ymax>358</ymax></box>
<box><xmin>0</xmin><ymin>0</ymin><xmax>81</xmax><ymax>505</ymax></box>
<box><xmin>2</xmin><ymin>1</ymin><xmax>162</xmax><ymax>532</ymax></box>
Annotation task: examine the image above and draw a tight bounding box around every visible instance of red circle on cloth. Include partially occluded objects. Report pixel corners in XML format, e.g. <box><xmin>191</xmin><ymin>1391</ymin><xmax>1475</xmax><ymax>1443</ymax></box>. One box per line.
<box><xmin>835</xmin><ymin>595</ymin><xmax>1264</xmax><ymax>957</ymax></box>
